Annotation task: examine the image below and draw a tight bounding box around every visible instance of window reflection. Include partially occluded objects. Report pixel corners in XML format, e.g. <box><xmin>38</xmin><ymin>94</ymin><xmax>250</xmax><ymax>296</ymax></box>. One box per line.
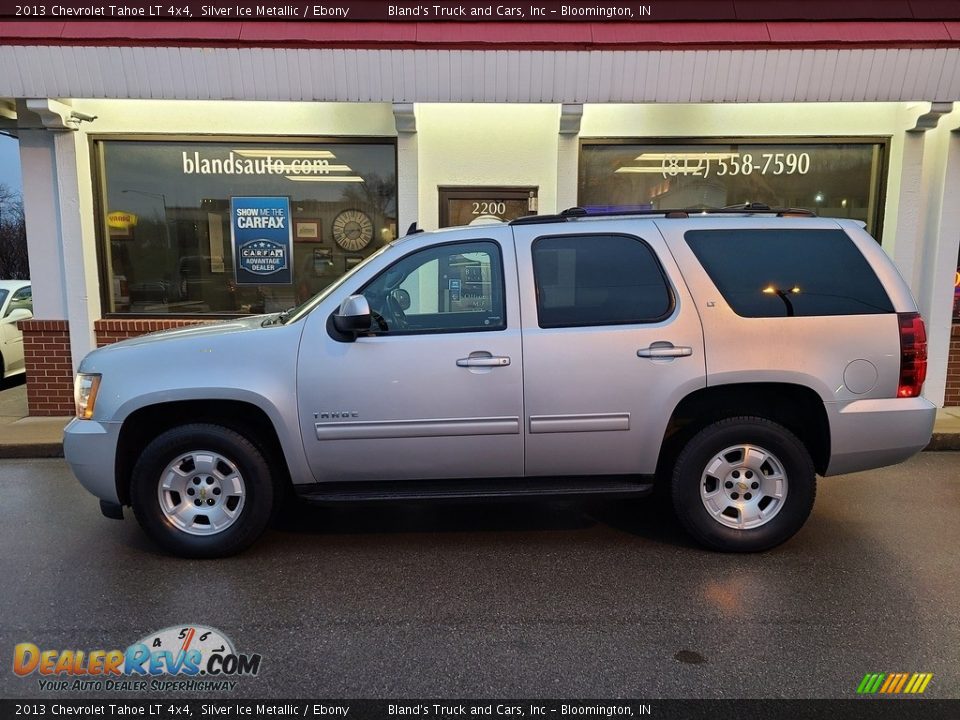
<box><xmin>98</xmin><ymin>140</ymin><xmax>397</xmax><ymax>315</ymax></box>
<box><xmin>579</xmin><ymin>141</ymin><xmax>885</xmax><ymax>236</ymax></box>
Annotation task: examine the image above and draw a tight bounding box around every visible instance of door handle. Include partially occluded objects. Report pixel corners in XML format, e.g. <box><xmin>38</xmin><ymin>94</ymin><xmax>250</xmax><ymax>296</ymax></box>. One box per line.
<box><xmin>457</xmin><ymin>356</ymin><xmax>511</xmax><ymax>367</ymax></box>
<box><xmin>637</xmin><ymin>344</ymin><xmax>692</xmax><ymax>359</ymax></box>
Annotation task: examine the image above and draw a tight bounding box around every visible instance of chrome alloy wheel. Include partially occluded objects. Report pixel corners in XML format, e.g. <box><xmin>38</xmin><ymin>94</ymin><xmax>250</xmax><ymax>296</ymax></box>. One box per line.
<box><xmin>699</xmin><ymin>443</ymin><xmax>788</xmax><ymax>530</ymax></box>
<box><xmin>157</xmin><ymin>451</ymin><xmax>246</xmax><ymax>536</ymax></box>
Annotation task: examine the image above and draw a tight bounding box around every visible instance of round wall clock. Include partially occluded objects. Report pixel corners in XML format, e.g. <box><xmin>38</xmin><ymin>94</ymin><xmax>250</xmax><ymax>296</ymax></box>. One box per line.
<box><xmin>332</xmin><ymin>209</ymin><xmax>374</xmax><ymax>252</ymax></box>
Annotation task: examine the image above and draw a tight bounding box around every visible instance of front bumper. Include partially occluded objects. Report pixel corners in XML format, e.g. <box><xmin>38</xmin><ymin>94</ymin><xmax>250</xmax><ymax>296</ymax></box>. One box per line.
<box><xmin>825</xmin><ymin>396</ymin><xmax>937</xmax><ymax>476</ymax></box>
<box><xmin>63</xmin><ymin>418</ymin><xmax>122</xmax><ymax>504</ymax></box>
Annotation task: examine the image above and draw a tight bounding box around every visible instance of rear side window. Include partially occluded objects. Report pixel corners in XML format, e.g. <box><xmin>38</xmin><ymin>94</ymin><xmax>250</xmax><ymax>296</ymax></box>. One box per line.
<box><xmin>685</xmin><ymin>229</ymin><xmax>894</xmax><ymax>318</ymax></box>
<box><xmin>532</xmin><ymin>234</ymin><xmax>673</xmax><ymax>328</ymax></box>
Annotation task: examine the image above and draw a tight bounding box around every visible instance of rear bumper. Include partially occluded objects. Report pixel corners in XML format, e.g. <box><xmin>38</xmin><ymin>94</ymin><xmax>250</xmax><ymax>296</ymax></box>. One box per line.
<box><xmin>825</xmin><ymin>397</ymin><xmax>936</xmax><ymax>476</ymax></box>
<box><xmin>63</xmin><ymin>418</ymin><xmax>122</xmax><ymax>504</ymax></box>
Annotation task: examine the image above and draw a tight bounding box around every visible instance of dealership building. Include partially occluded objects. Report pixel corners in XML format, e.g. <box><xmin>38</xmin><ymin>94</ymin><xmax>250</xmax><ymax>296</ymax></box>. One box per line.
<box><xmin>1</xmin><ymin>10</ymin><xmax>960</xmax><ymax>414</ymax></box>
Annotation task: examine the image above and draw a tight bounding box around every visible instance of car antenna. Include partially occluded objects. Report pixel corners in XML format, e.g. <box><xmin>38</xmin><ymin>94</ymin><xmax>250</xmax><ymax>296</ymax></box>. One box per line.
<box><xmin>406</xmin><ymin>222</ymin><xmax>423</xmax><ymax>236</ymax></box>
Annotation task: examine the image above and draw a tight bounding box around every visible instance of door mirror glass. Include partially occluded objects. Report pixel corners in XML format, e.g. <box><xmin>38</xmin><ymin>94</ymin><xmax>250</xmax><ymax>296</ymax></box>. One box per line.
<box><xmin>333</xmin><ymin>294</ymin><xmax>372</xmax><ymax>336</ymax></box>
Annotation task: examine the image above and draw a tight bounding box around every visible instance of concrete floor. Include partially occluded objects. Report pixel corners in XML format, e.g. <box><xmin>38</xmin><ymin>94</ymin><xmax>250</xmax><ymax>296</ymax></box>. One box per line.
<box><xmin>0</xmin><ymin>376</ymin><xmax>26</xmax><ymax>418</ymax></box>
<box><xmin>1</xmin><ymin>454</ymin><xmax>958</xmax><ymax>699</ymax></box>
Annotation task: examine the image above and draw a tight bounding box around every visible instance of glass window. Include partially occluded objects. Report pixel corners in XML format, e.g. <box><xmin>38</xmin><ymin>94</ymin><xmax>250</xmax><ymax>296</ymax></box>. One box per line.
<box><xmin>361</xmin><ymin>241</ymin><xmax>505</xmax><ymax>334</ymax></box>
<box><xmin>532</xmin><ymin>234</ymin><xmax>672</xmax><ymax>328</ymax></box>
<box><xmin>96</xmin><ymin>140</ymin><xmax>397</xmax><ymax>315</ymax></box>
<box><xmin>579</xmin><ymin>140</ymin><xmax>886</xmax><ymax>236</ymax></box>
<box><xmin>685</xmin><ymin>229</ymin><xmax>894</xmax><ymax>318</ymax></box>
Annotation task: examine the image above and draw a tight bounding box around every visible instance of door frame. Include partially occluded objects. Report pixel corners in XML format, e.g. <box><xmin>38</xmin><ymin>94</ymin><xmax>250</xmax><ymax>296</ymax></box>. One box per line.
<box><xmin>438</xmin><ymin>186</ymin><xmax>538</xmax><ymax>228</ymax></box>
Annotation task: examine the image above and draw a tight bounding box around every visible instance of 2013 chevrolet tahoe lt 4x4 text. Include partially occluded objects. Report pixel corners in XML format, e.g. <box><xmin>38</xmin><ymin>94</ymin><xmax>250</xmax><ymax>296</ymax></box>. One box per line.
<box><xmin>64</xmin><ymin>207</ymin><xmax>936</xmax><ymax>557</ymax></box>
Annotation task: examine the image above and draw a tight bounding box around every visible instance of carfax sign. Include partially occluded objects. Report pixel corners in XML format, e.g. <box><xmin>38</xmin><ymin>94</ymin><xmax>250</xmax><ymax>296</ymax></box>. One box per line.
<box><xmin>230</xmin><ymin>196</ymin><xmax>292</xmax><ymax>285</ymax></box>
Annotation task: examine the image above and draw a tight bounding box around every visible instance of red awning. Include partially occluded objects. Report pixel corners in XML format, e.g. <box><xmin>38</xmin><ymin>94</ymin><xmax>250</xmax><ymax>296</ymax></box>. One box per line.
<box><xmin>0</xmin><ymin>20</ymin><xmax>958</xmax><ymax>50</ymax></box>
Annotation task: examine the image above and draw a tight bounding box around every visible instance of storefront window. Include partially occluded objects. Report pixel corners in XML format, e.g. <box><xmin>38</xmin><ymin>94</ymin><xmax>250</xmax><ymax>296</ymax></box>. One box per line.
<box><xmin>96</xmin><ymin>139</ymin><xmax>397</xmax><ymax>315</ymax></box>
<box><xmin>579</xmin><ymin>140</ymin><xmax>886</xmax><ymax>236</ymax></box>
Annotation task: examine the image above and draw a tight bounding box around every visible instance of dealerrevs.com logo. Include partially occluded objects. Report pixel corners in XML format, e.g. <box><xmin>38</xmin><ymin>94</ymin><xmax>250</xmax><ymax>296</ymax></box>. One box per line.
<box><xmin>13</xmin><ymin>625</ymin><xmax>261</xmax><ymax>693</ymax></box>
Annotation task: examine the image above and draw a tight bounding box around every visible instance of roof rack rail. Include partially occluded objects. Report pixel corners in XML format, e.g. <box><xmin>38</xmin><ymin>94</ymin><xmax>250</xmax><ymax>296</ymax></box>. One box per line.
<box><xmin>509</xmin><ymin>204</ymin><xmax>817</xmax><ymax>225</ymax></box>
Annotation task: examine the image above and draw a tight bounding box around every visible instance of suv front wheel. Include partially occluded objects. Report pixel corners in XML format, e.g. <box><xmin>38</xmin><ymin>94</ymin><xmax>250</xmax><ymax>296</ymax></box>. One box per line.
<box><xmin>130</xmin><ymin>424</ymin><xmax>275</xmax><ymax>558</ymax></box>
<box><xmin>672</xmin><ymin>417</ymin><xmax>816</xmax><ymax>552</ymax></box>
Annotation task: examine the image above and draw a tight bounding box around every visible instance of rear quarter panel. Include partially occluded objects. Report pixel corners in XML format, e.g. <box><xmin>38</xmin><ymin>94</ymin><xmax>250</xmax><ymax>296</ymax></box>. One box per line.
<box><xmin>655</xmin><ymin>217</ymin><xmax>906</xmax><ymax>405</ymax></box>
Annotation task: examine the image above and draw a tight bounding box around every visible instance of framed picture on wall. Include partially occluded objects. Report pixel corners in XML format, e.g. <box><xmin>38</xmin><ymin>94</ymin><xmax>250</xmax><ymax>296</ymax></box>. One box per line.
<box><xmin>313</xmin><ymin>248</ymin><xmax>333</xmax><ymax>273</ymax></box>
<box><xmin>295</xmin><ymin>220</ymin><xmax>322</xmax><ymax>242</ymax></box>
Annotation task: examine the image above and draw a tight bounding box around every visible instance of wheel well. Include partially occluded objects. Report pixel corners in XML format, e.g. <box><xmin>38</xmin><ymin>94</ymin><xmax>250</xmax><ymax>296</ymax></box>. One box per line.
<box><xmin>114</xmin><ymin>400</ymin><xmax>292</xmax><ymax>506</ymax></box>
<box><xmin>656</xmin><ymin>383</ymin><xmax>831</xmax><ymax>479</ymax></box>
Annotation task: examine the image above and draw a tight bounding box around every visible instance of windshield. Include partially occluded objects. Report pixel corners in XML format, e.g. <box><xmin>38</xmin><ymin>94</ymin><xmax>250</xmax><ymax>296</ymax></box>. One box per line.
<box><xmin>0</xmin><ymin>290</ymin><xmax>8</xmax><ymax>313</ymax></box>
<box><xmin>279</xmin><ymin>243</ymin><xmax>393</xmax><ymax>325</ymax></box>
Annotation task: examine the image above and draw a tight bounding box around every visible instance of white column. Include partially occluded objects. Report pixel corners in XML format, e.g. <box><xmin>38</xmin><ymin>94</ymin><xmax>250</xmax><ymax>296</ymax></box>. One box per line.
<box><xmin>18</xmin><ymin>113</ymin><xmax>99</xmax><ymax>372</ymax></box>
<box><xmin>915</xmin><ymin>118</ymin><xmax>960</xmax><ymax>406</ymax></box>
<box><xmin>18</xmin><ymin>129</ymin><xmax>68</xmax><ymax>320</ymax></box>
<box><xmin>556</xmin><ymin>104</ymin><xmax>582</xmax><ymax>212</ymax></box>
<box><xmin>397</xmin><ymin>132</ymin><xmax>419</xmax><ymax>234</ymax></box>
<box><xmin>556</xmin><ymin>136</ymin><xmax>579</xmax><ymax>213</ymax></box>
<box><xmin>393</xmin><ymin>103</ymin><xmax>419</xmax><ymax>235</ymax></box>
<box><xmin>890</xmin><ymin>131</ymin><xmax>927</xmax><ymax>292</ymax></box>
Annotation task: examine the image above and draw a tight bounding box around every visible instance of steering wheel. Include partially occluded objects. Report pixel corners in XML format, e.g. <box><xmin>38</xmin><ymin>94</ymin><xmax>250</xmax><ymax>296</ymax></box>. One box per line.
<box><xmin>385</xmin><ymin>291</ymin><xmax>408</xmax><ymax>330</ymax></box>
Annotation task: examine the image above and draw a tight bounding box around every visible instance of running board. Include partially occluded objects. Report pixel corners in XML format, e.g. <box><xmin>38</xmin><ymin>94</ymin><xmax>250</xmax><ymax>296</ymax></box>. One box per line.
<box><xmin>294</xmin><ymin>476</ymin><xmax>655</xmax><ymax>504</ymax></box>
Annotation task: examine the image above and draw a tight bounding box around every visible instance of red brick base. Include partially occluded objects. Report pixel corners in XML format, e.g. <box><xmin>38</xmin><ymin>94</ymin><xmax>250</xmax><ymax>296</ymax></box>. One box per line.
<box><xmin>946</xmin><ymin>325</ymin><xmax>960</xmax><ymax>407</ymax></box>
<box><xmin>20</xmin><ymin>320</ymin><xmax>74</xmax><ymax>417</ymax></box>
<box><xmin>19</xmin><ymin>318</ymin><xmax>216</xmax><ymax>417</ymax></box>
<box><xmin>94</xmin><ymin>318</ymin><xmax>214</xmax><ymax>347</ymax></box>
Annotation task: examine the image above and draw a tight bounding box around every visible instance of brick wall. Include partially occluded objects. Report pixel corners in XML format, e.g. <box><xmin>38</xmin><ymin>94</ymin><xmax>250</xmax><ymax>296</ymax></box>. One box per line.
<box><xmin>19</xmin><ymin>320</ymin><xmax>74</xmax><ymax>417</ymax></box>
<box><xmin>946</xmin><ymin>325</ymin><xmax>960</xmax><ymax>407</ymax></box>
<box><xmin>94</xmin><ymin>318</ymin><xmax>214</xmax><ymax>347</ymax></box>
<box><xmin>19</xmin><ymin>318</ymin><xmax>214</xmax><ymax>417</ymax></box>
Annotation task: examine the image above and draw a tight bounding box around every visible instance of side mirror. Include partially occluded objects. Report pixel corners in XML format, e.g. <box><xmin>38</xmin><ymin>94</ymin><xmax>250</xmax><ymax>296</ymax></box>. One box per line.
<box><xmin>333</xmin><ymin>294</ymin><xmax>372</xmax><ymax>337</ymax></box>
<box><xmin>4</xmin><ymin>307</ymin><xmax>32</xmax><ymax>324</ymax></box>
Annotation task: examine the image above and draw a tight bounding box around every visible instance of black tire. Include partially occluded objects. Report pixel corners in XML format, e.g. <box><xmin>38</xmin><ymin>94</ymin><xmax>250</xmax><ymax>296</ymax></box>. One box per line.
<box><xmin>671</xmin><ymin>416</ymin><xmax>816</xmax><ymax>552</ymax></box>
<box><xmin>130</xmin><ymin>423</ymin><xmax>275</xmax><ymax>558</ymax></box>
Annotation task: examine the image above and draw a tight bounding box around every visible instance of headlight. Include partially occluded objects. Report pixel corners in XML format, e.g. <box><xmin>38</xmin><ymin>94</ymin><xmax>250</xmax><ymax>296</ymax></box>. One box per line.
<box><xmin>74</xmin><ymin>373</ymin><xmax>102</xmax><ymax>420</ymax></box>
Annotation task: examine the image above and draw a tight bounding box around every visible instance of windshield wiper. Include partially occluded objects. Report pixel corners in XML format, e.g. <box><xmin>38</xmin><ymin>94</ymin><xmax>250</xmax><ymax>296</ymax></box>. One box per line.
<box><xmin>276</xmin><ymin>306</ymin><xmax>296</xmax><ymax>325</ymax></box>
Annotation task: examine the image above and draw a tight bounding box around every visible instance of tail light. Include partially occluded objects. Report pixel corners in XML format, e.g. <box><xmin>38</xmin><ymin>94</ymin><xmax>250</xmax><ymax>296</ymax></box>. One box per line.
<box><xmin>897</xmin><ymin>312</ymin><xmax>927</xmax><ymax>398</ymax></box>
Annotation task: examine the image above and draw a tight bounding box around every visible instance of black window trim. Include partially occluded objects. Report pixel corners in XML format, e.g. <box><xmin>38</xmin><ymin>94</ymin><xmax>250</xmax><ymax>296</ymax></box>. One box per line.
<box><xmin>531</xmin><ymin>232</ymin><xmax>676</xmax><ymax>329</ymax></box>
<box><xmin>329</xmin><ymin>238</ymin><xmax>509</xmax><ymax>341</ymax></box>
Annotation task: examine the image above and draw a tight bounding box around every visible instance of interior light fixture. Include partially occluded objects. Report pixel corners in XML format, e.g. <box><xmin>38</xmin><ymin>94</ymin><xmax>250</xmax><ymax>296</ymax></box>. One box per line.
<box><xmin>616</xmin><ymin>167</ymin><xmax>691</xmax><ymax>173</ymax></box>
<box><xmin>273</xmin><ymin>164</ymin><xmax>354</xmax><ymax>173</ymax></box>
<box><xmin>233</xmin><ymin>149</ymin><xmax>337</xmax><ymax>158</ymax></box>
<box><xmin>284</xmin><ymin>176</ymin><xmax>365</xmax><ymax>182</ymax></box>
<box><xmin>635</xmin><ymin>152</ymin><xmax>740</xmax><ymax>161</ymax></box>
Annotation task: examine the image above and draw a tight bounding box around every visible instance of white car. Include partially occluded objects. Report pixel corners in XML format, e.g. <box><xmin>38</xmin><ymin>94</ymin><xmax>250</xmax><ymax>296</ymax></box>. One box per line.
<box><xmin>0</xmin><ymin>280</ymin><xmax>32</xmax><ymax>380</ymax></box>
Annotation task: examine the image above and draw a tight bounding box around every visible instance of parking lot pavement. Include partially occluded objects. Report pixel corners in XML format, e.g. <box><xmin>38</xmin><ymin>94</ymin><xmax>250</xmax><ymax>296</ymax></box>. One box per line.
<box><xmin>1</xmin><ymin>454</ymin><xmax>958</xmax><ymax>700</ymax></box>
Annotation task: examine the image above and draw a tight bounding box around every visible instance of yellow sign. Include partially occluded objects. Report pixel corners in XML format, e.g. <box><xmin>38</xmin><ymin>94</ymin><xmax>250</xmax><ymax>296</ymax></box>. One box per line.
<box><xmin>106</xmin><ymin>211</ymin><xmax>138</xmax><ymax>230</ymax></box>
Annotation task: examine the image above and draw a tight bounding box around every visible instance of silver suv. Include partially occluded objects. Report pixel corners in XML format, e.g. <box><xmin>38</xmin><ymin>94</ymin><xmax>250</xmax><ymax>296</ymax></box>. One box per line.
<box><xmin>64</xmin><ymin>207</ymin><xmax>936</xmax><ymax>557</ymax></box>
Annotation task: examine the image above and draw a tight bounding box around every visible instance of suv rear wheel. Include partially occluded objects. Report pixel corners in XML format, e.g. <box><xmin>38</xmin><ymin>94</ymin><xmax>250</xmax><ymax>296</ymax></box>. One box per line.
<box><xmin>672</xmin><ymin>417</ymin><xmax>816</xmax><ymax>552</ymax></box>
<box><xmin>130</xmin><ymin>424</ymin><xmax>275</xmax><ymax>558</ymax></box>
